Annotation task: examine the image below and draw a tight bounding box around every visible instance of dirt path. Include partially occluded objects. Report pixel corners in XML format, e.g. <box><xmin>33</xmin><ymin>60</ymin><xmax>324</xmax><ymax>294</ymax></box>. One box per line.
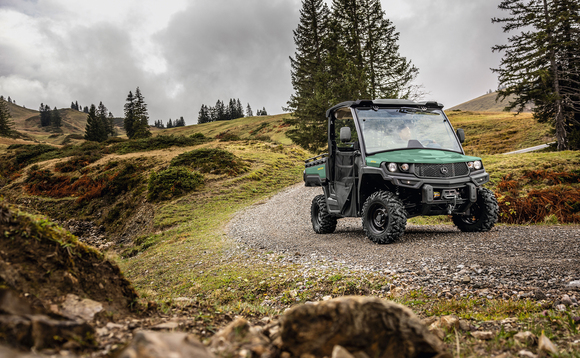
<box><xmin>229</xmin><ymin>184</ymin><xmax>580</xmax><ymax>299</ymax></box>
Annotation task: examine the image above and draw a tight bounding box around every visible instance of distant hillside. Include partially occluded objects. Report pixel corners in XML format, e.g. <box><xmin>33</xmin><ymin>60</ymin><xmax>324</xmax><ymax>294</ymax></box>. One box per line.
<box><xmin>154</xmin><ymin>113</ymin><xmax>293</xmax><ymax>145</ymax></box>
<box><xmin>2</xmin><ymin>101</ymin><xmax>125</xmax><ymax>146</ymax></box>
<box><xmin>448</xmin><ymin>92</ymin><xmax>533</xmax><ymax>112</ymax></box>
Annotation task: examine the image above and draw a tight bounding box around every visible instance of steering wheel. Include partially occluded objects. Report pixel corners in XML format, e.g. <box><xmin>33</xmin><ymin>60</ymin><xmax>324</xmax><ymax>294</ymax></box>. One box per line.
<box><xmin>421</xmin><ymin>139</ymin><xmax>442</xmax><ymax>148</ymax></box>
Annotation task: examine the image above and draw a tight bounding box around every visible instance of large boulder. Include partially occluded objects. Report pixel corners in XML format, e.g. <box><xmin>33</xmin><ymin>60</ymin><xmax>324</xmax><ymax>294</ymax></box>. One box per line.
<box><xmin>209</xmin><ymin>317</ymin><xmax>274</xmax><ymax>357</ymax></box>
<box><xmin>280</xmin><ymin>296</ymin><xmax>449</xmax><ymax>358</ymax></box>
<box><xmin>118</xmin><ymin>330</ymin><xmax>214</xmax><ymax>358</ymax></box>
<box><xmin>0</xmin><ymin>288</ymin><xmax>94</xmax><ymax>351</ymax></box>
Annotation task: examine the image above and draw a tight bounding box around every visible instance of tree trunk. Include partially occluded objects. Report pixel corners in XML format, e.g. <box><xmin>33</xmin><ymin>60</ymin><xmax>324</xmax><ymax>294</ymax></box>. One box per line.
<box><xmin>543</xmin><ymin>0</ymin><xmax>567</xmax><ymax>150</ymax></box>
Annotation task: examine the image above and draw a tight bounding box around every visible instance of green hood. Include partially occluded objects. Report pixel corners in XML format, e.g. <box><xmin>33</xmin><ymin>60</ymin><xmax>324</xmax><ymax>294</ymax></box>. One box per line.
<box><xmin>365</xmin><ymin>149</ymin><xmax>481</xmax><ymax>167</ymax></box>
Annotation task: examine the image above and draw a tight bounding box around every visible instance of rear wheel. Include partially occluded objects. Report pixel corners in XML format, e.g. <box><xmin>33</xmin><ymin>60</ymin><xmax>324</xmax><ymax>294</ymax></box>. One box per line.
<box><xmin>311</xmin><ymin>195</ymin><xmax>337</xmax><ymax>234</ymax></box>
<box><xmin>452</xmin><ymin>187</ymin><xmax>498</xmax><ymax>232</ymax></box>
<box><xmin>362</xmin><ymin>191</ymin><xmax>406</xmax><ymax>244</ymax></box>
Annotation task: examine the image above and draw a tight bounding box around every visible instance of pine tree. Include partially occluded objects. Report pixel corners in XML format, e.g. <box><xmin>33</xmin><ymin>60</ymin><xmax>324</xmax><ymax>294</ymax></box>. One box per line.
<box><xmin>83</xmin><ymin>106</ymin><xmax>89</xmax><ymax>113</ymax></box>
<box><xmin>85</xmin><ymin>104</ymin><xmax>107</xmax><ymax>142</ymax></box>
<box><xmin>51</xmin><ymin>107</ymin><xmax>62</xmax><ymax>129</ymax></box>
<box><xmin>71</xmin><ymin>102</ymin><xmax>75</xmax><ymax>110</ymax></box>
<box><xmin>198</xmin><ymin>104</ymin><xmax>211</xmax><ymax>124</ymax></box>
<box><xmin>0</xmin><ymin>97</ymin><xmax>14</xmax><ymax>137</ymax></box>
<box><xmin>124</xmin><ymin>91</ymin><xmax>136</xmax><ymax>138</ymax></box>
<box><xmin>97</xmin><ymin>102</ymin><xmax>113</xmax><ymax>137</ymax></box>
<box><xmin>285</xmin><ymin>0</ymin><xmax>348</xmax><ymax>151</ymax></box>
<box><xmin>167</xmin><ymin>119</ymin><xmax>173</xmax><ymax>128</ymax></box>
<box><xmin>131</xmin><ymin>87</ymin><xmax>151</xmax><ymax>139</ymax></box>
<box><xmin>176</xmin><ymin>116</ymin><xmax>185</xmax><ymax>126</ymax></box>
<box><xmin>492</xmin><ymin>0</ymin><xmax>580</xmax><ymax>150</ymax></box>
<box><xmin>39</xmin><ymin>103</ymin><xmax>52</xmax><ymax>127</ymax></box>
<box><xmin>246</xmin><ymin>103</ymin><xmax>253</xmax><ymax>117</ymax></box>
<box><xmin>213</xmin><ymin>100</ymin><xmax>226</xmax><ymax>121</ymax></box>
<box><xmin>108</xmin><ymin>112</ymin><xmax>116</xmax><ymax>136</ymax></box>
<box><xmin>236</xmin><ymin>99</ymin><xmax>244</xmax><ymax>118</ymax></box>
<box><xmin>75</xmin><ymin>101</ymin><xmax>79</xmax><ymax>111</ymax></box>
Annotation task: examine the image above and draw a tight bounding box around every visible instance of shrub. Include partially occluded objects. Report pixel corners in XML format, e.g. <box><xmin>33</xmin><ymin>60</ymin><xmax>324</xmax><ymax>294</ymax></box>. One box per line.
<box><xmin>216</xmin><ymin>131</ymin><xmax>241</xmax><ymax>141</ymax></box>
<box><xmin>147</xmin><ymin>167</ymin><xmax>204</xmax><ymax>202</ymax></box>
<box><xmin>12</xmin><ymin>144</ymin><xmax>59</xmax><ymax>165</ymax></box>
<box><xmin>170</xmin><ymin>148</ymin><xmax>247</xmax><ymax>176</ymax></box>
<box><xmin>105</xmin><ymin>163</ymin><xmax>144</xmax><ymax>196</ymax></box>
<box><xmin>112</xmin><ymin>134</ymin><xmax>209</xmax><ymax>154</ymax></box>
<box><xmin>54</xmin><ymin>153</ymin><xmax>103</xmax><ymax>173</ymax></box>
<box><xmin>190</xmin><ymin>133</ymin><xmax>206</xmax><ymax>139</ymax></box>
<box><xmin>253</xmin><ymin>135</ymin><xmax>271</xmax><ymax>142</ymax></box>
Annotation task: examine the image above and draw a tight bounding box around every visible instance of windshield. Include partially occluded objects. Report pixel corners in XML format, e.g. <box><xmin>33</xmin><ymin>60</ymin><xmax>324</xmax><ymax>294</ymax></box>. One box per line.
<box><xmin>356</xmin><ymin>108</ymin><xmax>462</xmax><ymax>154</ymax></box>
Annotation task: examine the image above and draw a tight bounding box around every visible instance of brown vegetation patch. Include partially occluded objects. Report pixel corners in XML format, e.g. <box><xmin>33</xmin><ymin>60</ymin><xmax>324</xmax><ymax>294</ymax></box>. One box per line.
<box><xmin>24</xmin><ymin>162</ymin><xmax>144</xmax><ymax>203</ymax></box>
<box><xmin>522</xmin><ymin>169</ymin><xmax>580</xmax><ymax>185</ymax></box>
<box><xmin>495</xmin><ymin>171</ymin><xmax>580</xmax><ymax>224</ymax></box>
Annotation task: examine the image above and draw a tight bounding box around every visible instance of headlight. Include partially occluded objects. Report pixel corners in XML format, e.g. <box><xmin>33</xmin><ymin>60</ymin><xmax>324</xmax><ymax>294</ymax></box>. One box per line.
<box><xmin>467</xmin><ymin>161</ymin><xmax>474</xmax><ymax>169</ymax></box>
<box><xmin>474</xmin><ymin>160</ymin><xmax>482</xmax><ymax>170</ymax></box>
<box><xmin>387</xmin><ymin>163</ymin><xmax>397</xmax><ymax>172</ymax></box>
<box><xmin>400</xmin><ymin>163</ymin><xmax>409</xmax><ymax>172</ymax></box>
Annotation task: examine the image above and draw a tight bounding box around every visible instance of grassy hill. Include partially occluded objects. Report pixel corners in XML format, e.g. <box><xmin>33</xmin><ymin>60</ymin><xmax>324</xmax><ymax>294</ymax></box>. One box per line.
<box><xmin>447</xmin><ymin>110</ymin><xmax>553</xmax><ymax>155</ymax></box>
<box><xmin>154</xmin><ymin>113</ymin><xmax>293</xmax><ymax>144</ymax></box>
<box><xmin>1</xmin><ymin>101</ymin><xmax>125</xmax><ymax>146</ymax></box>
<box><xmin>448</xmin><ymin>91</ymin><xmax>533</xmax><ymax>112</ymax></box>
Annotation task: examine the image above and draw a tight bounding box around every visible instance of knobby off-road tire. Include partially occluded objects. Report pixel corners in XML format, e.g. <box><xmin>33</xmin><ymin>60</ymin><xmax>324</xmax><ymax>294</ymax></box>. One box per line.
<box><xmin>361</xmin><ymin>191</ymin><xmax>407</xmax><ymax>244</ymax></box>
<box><xmin>452</xmin><ymin>187</ymin><xmax>499</xmax><ymax>232</ymax></box>
<box><xmin>311</xmin><ymin>194</ymin><xmax>338</xmax><ymax>234</ymax></box>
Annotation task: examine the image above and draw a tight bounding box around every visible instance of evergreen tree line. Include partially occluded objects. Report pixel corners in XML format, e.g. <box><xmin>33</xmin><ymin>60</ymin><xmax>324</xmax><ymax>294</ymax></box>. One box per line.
<box><xmin>198</xmin><ymin>99</ymin><xmax>267</xmax><ymax>124</ymax></box>
<box><xmin>84</xmin><ymin>102</ymin><xmax>116</xmax><ymax>142</ymax></box>
<box><xmin>71</xmin><ymin>101</ymin><xmax>93</xmax><ymax>113</ymax></box>
<box><xmin>38</xmin><ymin>103</ymin><xmax>62</xmax><ymax>129</ymax></box>
<box><xmin>0</xmin><ymin>96</ymin><xmax>14</xmax><ymax>137</ymax></box>
<box><xmin>492</xmin><ymin>0</ymin><xmax>580</xmax><ymax>150</ymax></box>
<box><xmin>153</xmin><ymin>117</ymin><xmax>186</xmax><ymax>129</ymax></box>
<box><xmin>84</xmin><ymin>87</ymin><xmax>151</xmax><ymax>141</ymax></box>
<box><xmin>197</xmin><ymin>98</ymin><xmax>244</xmax><ymax>124</ymax></box>
<box><xmin>285</xmin><ymin>0</ymin><xmax>420</xmax><ymax>151</ymax></box>
<box><xmin>1</xmin><ymin>95</ymin><xmax>15</xmax><ymax>104</ymax></box>
<box><xmin>70</xmin><ymin>101</ymin><xmax>80</xmax><ymax>111</ymax></box>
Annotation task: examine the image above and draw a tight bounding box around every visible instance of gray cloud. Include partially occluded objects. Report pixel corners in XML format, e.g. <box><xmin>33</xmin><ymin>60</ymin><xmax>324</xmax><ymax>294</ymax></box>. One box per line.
<box><xmin>153</xmin><ymin>0</ymin><xmax>298</xmax><ymax>122</ymax></box>
<box><xmin>0</xmin><ymin>0</ymin><xmax>511</xmax><ymax>124</ymax></box>
<box><xmin>389</xmin><ymin>0</ymin><xmax>508</xmax><ymax>107</ymax></box>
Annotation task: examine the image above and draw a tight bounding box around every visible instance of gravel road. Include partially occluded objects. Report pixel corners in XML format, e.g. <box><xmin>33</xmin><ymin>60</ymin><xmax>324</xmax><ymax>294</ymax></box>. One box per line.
<box><xmin>229</xmin><ymin>184</ymin><xmax>580</xmax><ymax>301</ymax></box>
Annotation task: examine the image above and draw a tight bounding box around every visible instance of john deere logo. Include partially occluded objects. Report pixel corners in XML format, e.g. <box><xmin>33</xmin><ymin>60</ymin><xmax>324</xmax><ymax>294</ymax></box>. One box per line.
<box><xmin>440</xmin><ymin>167</ymin><xmax>448</xmax><ymax>174</ymax></box>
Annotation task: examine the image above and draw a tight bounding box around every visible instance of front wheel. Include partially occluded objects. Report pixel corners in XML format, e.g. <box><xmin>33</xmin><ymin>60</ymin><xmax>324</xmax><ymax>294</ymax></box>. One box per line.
<box><xmin>311</xmin><ymin>195</ymin><xmax>337</xmax><ymax>234</ymax></box>
<box><xmin>452</xmin><ymin>187</ymin><xmax>499</xmax><ymax>232</ymax></box>
<box><xmin>362</xmin><ymin>191</ymin><xmax>406</xmax><ymax>244</ymax></box>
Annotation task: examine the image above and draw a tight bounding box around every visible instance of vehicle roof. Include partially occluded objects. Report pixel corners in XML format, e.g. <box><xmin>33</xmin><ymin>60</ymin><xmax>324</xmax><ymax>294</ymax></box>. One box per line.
<box><xmin>326</xmin><ymin>99</ymin><xmax>444</xmax><ymax>118</ymax></box>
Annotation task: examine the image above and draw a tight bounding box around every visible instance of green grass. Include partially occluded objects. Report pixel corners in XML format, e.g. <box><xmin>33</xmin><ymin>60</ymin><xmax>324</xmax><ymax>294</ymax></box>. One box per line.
<box><xmin>154</xmin><ymin>114</ymin><xmax>293</xmax><ymax>145</ymax></box>
<box><xmin>482</xmin><ymin>150</ymin><xmax>580</xmax><ymax>187</ymax></box>
<box><xmin>448</xmin><ymin>111</ymin><xmax>553</xmax><ymax>155</ymax></box>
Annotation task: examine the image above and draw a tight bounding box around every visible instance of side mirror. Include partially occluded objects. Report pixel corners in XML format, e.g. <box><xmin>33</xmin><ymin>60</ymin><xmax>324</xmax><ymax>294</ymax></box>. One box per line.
<box><xmin>340</xmin><ymin>127</ymin><xmax>351</xmax><ymax>143</ymax></box>
<box><xmin>456</xmin><ymin>128</ymin><xmax>465</xmax><ymax>143</ymax></box>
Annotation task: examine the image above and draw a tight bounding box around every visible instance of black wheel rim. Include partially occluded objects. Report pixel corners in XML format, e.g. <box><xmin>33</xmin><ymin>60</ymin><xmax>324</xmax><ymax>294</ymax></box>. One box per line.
<box><xmin>461</xmin><ymin>201</ymin><xmax>482</xmax><ymax>224</ymax></box>
<box><xmin>312</xmin><ymin>203</ymin><xmax>321</xmax><ymax>226</ymax></box>
<box><xmin>369</xmin><ymin>203</ymin><xmax>388</xmax><ymax>234</ymax></box>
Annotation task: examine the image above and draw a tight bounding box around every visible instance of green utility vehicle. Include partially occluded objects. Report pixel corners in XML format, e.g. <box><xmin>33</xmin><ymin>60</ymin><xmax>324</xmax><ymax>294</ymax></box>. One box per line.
<box><xmin>304</xmin><ymin>99</ymin><xmax>498</xmax><ymax>243</ymax></box>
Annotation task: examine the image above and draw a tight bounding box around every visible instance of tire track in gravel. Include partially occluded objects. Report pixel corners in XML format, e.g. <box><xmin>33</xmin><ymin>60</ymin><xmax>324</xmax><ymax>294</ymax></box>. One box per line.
<box><xmin>229</xmin><ymin>184</ymin><xmax>580</xmax><ymax>297</ymax></box>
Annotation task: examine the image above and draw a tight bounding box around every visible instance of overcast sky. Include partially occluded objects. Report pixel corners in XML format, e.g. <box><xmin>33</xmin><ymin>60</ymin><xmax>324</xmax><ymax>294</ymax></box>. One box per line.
<box><xmin>0</xmin><ymin>0</ymin><xmax>509</xmax><ymax>124</ymax></box>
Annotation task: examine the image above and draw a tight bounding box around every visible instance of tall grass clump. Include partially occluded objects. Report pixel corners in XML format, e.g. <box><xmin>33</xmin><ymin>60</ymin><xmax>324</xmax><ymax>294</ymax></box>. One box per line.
<box><xmin>169</xmin><ymin>148</ymin><xmax>248</xmax><ymax>176</ymax></box>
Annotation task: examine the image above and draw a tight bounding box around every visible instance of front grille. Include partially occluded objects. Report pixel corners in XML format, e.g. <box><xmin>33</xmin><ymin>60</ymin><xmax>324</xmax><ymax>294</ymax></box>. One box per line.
<box><xmin>415</xmin><ymin>163</ymin><xmax>469</xmax><ymax>178</ymax></box>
